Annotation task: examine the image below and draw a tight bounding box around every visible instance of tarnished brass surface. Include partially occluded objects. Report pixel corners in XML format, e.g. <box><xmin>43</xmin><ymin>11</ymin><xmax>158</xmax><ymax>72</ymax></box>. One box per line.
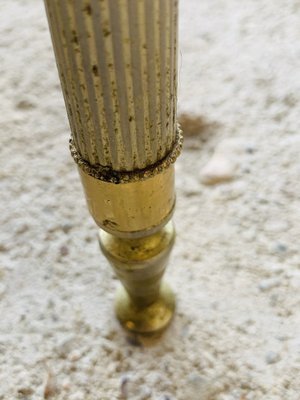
<box><xmin>99</xmin><ymin>221</ymin><xmax>176</xmax><ymax>333</ymax></box>
<box><xmin>115</xmin><ymin>283</ymin><xmax>175</xmax><ymax>335</ymax></box>
<box><xmin>45</xmin><ymin>0</ymin><xmax>180</xmax><ymax>335</ymax></box>
<box><xmin>79</xmin><ymin>165</ymin><xmax>175</xmax><ymax>237</ymax></box>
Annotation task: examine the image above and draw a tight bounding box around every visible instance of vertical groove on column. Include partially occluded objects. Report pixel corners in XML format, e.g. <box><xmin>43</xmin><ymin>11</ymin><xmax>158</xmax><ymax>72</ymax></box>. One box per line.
<box><xmin>91</xmin><ymin>0</ymin><xmax>121</xmax><ymax>168</ymax></box>
<box><xmin>59</xmin><ymin>1</ymin><xmax>94</xmax><ymax>161</ymax></box>
<box><xmin>173</xmin><ymin>0</ymin><xmax>179</xmax><ymax>148</ymax></box>
<box><xmin>119</xmin><ymin>0</ymin><xmax>140</xmax><ymax>169</ymax></box>
<box><xmin>45</xmin><ymin>0</ymin><xmax>178</xmax><ymax>172</ymax></box>
<box><xmin>73</xmin><ymin>0</ymin><xmax>103</xmax><ymax>164</ymax></box>
<box><xmin>108</xmin><ymin>0</ymin><xmax>134</xmax><ymax>169</ymax></box>
<box><xmin>145</xmin><ymin>0</ymin><xmax>158</xmax><ymax>161</ymax></box>
<box><xmin>127</xmin><ymin>0</ymin><xmax>146</xmax><ymax>169</ymax></box>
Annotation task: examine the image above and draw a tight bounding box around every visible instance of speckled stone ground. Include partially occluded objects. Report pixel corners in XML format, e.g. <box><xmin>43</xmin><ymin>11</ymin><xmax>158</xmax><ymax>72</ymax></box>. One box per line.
<box><xmin>1</xmin><ymin>1</ymin><xmax>299</xmax><ymax>399</ymax></box>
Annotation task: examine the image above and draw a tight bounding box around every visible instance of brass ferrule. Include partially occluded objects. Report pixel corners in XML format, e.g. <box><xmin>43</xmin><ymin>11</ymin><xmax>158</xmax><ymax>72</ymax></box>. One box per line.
<box><xmin>79</xmin><ymin>165</ymin><xmax>175</xmax><ymax>238</ymax></box>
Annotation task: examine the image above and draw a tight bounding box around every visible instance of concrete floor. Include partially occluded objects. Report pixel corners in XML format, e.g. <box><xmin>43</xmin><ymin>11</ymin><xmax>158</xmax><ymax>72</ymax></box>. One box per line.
<box><xmin>1</xmin><ymin>1</ymin><xmax>299</xmax><ymax>399</ymax></box>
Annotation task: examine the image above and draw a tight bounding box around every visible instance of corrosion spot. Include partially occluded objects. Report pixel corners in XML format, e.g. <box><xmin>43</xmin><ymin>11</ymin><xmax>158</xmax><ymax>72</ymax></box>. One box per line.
<box><xmin>71</xmin><ymin>30</ymin><xmax>78</xmax><ymax>45</ymax></box>
<box><xmin>102</xmin><ymin>220</ymin><xmax>119</xmax><ymax>229</ymax></box>
<box><xmin>84</xmin><ymin>4</ymin><xmax>92</xmax><ymax>15</ymax></box>
<box><xmin>103</xmin><ymin>28</ymin><xmax>111</xmax><ymax>37</ymax></box>
<box><xmin>92</xmin><ymin>65</ymin><xmax>98</xmax><ymax>76</ymax></box>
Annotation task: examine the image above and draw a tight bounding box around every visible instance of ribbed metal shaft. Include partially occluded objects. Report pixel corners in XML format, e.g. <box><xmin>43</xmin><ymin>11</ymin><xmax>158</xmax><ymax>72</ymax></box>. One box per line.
<box><xmin>45</xmin><ymin>0</ymin><xmax>178</xmax><ymax>172</ymax></box>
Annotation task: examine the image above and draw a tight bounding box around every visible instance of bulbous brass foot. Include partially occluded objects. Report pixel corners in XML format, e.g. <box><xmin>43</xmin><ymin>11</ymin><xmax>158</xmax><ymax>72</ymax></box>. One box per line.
<box><xmin>115</xmin><ymin>282</ymin><xmax>175</xmax><ymax>334</ymax></box>
<box><xmin>99</xmin><ymin>220</ymin><xmax>176</xmax><ymax>335</ymax></box>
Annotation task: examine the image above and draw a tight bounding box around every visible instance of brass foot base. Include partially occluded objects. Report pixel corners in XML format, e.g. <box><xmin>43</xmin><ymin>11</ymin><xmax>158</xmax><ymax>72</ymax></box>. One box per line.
<box><xmin>99</xmin><ymin>221</ymin><xmax>176</xmax><ymax>335</ymax></box>
<box><xmin>115</xmin><ymin>282</ymin><xmax>175</xmax><ymax>335</ymax></box>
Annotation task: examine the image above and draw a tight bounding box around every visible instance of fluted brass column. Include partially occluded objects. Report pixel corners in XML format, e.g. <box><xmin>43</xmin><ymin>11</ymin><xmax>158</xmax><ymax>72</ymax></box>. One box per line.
<box><xmin>45</xmin><ymin>0</ymin><xmax>182</xmax><ymax>334</ymax></box>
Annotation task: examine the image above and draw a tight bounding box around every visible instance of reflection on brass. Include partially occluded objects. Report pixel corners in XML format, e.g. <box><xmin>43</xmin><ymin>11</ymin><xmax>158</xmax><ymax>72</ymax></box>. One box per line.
<box><xmin>80</xmin><ymin>164</ymin><xmax>177</xmax><ymax>333</ymax></box>
<box><xmin>100</xmin><ymin>222</ymin><xmax>176</xmax><ymax>334</ymax></box>
<box><xmin>45</xmin><ymin>0</ymin><xmax>180</xmax><ymax>335</ymax></box>
<box><xmin>79</xmin><ymin>165</ymin><xmax>175</xmax><ymax>237</ymax></box>
<box><xmin>115</xmin><ymin>283</ymin><xmax>175</xmax><ymax>335</ymax></box>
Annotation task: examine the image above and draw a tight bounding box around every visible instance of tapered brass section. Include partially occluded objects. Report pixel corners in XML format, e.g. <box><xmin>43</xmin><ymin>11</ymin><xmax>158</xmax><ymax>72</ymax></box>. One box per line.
<box><xmin>99</xmin><ymin>222</ymin><xmax>176</xmax><ymax>334</ymax></box>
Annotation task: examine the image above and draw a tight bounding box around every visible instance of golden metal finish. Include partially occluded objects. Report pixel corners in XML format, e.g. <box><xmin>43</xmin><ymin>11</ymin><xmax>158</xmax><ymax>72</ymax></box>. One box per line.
<box><xmin>100</xmin><ymin>222</ymin><xmax>176</xmax><ymax>334</ymax></box>
<box><xmin>79</xmin><ymin>165</ymin><xmax>175</xmax><ymax>237</ymax></box>
<box><xmin>79</xmin><ymin>165</ymin><xmax>177</xmax><ymax>333</ymax></box>
<box><xmin>115</xmin><ymin>283</ymin><xmax>175</xmax><ymax>335</ymax></box>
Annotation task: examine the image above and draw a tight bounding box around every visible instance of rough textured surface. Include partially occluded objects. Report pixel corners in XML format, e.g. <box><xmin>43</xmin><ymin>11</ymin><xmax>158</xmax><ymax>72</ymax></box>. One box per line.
<box><xmin>1</xmin><ymin>1</ymin><xmax>300</xmax><ymax>399</ymax></box>
<box><xmin>45</xmin><ymin>0</ymin><xmax>178</xmax><ymax>171</ymax></box>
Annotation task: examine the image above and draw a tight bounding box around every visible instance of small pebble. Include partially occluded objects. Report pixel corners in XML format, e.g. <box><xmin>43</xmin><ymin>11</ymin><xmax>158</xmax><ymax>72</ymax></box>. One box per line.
<box><xmin>265</xmin><ymin>351</ymin><xmax>281</xmax><ymax>364</ymax></box>
<box><xmin>56</xmin><ymin>335</ymin><xmax>76</xmax><ymax>358</ymax></box>
<box><xmin>61</xmin><ymin>223</ymin><xmax>73</xmax><ymax>234</ymax></box>
<box><xmin>59</xmin><ymin>245</ymin><xmax>69</xmax><ymax>257</ymax></box>
<box><xmin>17</xmin><ymin>386</ymin><xmax>33</xmax><ymax>396</ymax></box>
<box><xmin>120</xmin><ymin>374</ymin><xmax>129</xmax><ymax>398</ymax></box>
<box><xmin>200</xmin><ymin>155</ymin><xmax>235</xmax><ymax>185</ymax></box>
<box><xmin>16</xmin><ymin>224</ymin><xmax>29</xmax><ymax>234</ymax></box>
<box><xmin>0</xmin><ymin>244</ymin><xmax>8</xmax><ymax>252</ymax></box>
<box><xmin>62</xmin><ymin>378</ymin><xmax>71</xmax><ymax>391</ymax></box>
<box><xmin>44</xmin><ymin>371</ymin><xmax>57</xmax><ymax>399</ymax></box>
<box><xmin>258</xmin><ymin>277</ymin><xmax>281</xmax><ymax>292</ymax></box>
<box><xmin>245</xmin><ymin>145</ymin><xmax>257</xmax><ymax>154</ymax></box>
<box><xmin>68</xmin><ymin>349</ymin><xmax>82</xmax><ymax>362</ymax></box>
<box><xmin>273</xmin><ymin>243</ymin><xmax>288</xmax><ymax>254</ymax></box>
<box><xmin>16</xmin><ymin>99</ymin><xmax>35</xmax><ymax>110</ymax></box>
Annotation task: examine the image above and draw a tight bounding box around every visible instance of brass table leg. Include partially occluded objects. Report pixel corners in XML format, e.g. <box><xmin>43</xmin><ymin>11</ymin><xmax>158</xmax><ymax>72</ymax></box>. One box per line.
<box><xmin>45</xmin><ymin>0</ymin><xmax>182</xmax><ymax>335</ymax></box>
<box><xmin>100</xmin><ymin>223</ymin><xmax>176</xmax><ymax>334</ymax></box>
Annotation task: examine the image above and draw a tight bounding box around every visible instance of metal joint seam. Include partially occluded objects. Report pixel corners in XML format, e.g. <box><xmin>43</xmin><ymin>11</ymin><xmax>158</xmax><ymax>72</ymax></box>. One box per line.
<box><xmin>70</xmin><ymin>125</ymin><xmax>183</xmax><ymax>184</ymax></box>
